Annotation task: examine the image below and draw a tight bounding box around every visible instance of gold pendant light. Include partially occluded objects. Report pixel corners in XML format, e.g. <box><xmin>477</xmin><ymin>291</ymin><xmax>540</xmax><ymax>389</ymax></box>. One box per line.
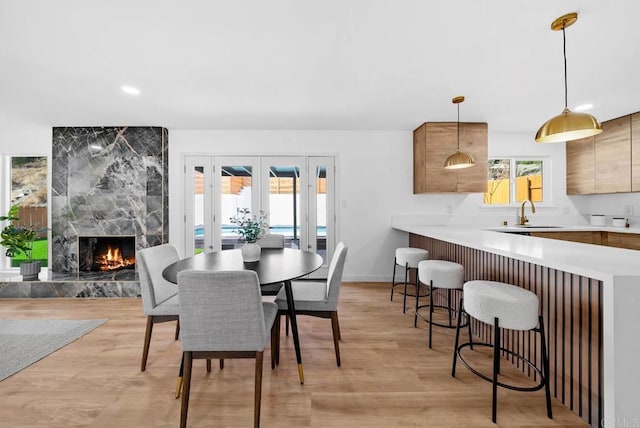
<box><xmin>535</xmin><ymin>12</ymin><xmax>602</xmax><ymax>143</ymax></box>
<box><xmin>444</xmin><ymin>96</ymin><xmax>475</xmax><ymax>170</ymax></box>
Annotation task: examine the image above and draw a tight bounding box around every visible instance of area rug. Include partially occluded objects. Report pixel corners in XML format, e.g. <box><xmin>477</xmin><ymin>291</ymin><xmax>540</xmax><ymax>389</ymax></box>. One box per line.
<box><xmin>0</xmin><ymin>319</ymin><xmax>107</xmax><ymax>381</ymax></box>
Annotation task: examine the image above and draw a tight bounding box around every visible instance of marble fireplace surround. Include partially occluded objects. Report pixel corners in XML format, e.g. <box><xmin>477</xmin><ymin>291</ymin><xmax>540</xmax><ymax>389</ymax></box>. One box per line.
<box><xmin>0</xmin><ymin>126</ymin><xmax>168</xmax><ymax>298</ymax></box>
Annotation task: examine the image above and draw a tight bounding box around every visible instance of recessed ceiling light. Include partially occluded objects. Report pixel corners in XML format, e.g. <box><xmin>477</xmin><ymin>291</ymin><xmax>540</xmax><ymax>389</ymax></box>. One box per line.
<box><xmin>574</xmin><ymin>103</ymin><xmax>594</xmax><ymax>111</ymax></box>
<box><xmin>121</xmin><ymin>85</ymin><xmax>141</xmax><ymax>96</ymax></box>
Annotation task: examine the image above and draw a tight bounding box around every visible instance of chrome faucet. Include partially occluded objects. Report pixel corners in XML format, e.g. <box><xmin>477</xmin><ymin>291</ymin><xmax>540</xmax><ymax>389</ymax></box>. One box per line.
<box><xmin>519</xmin><ymin>200</ymin><xmax>535</xmax><ymax>225</ymax></box>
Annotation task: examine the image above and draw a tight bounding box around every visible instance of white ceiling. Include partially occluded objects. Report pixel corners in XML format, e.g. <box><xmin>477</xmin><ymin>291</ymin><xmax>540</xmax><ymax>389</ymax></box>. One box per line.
<box><xmin>1</xmin><ymin>0</ymin><xmax>639</xmax><ymax>134</ymax></box>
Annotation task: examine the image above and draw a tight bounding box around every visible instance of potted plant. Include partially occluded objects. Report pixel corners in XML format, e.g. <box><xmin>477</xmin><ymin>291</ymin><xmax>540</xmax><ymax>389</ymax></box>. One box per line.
<box><xmin>229</xmin><ymin>208</ymin><xmax>268</xmax><ymax>262</ymax></box>
<box><xmin>0</xmin><ymin>204</ymin><xmax>42</xmax><ymax>280</ymax></box>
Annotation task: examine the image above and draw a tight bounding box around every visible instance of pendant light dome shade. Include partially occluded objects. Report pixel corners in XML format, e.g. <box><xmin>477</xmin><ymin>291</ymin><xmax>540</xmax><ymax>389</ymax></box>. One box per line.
<box><xmin>535</xmin><ymin>12</ymin><xmax>602</xmax><ymax>143</ymax></box>
<box><xmin>443</xmin><ymin>96</ymin><xmax>475</xmax><ymax>170</ymax></box>
<box><xmin>444</xmin><ymin>150</ymin><xmax>475</xmax><ymax>169</ymax></box>
<box><xmin>535</xmin><ymin>107</ymin><xmax>602</xmax><ymax>143</ymax></box>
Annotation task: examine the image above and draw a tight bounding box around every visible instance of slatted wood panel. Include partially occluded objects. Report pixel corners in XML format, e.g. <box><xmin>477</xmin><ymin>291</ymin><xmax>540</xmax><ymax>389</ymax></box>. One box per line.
<box><xmin>410</xmin><ymin>234</ymin><xmax>603</xmax><ymax>427</ymax></box>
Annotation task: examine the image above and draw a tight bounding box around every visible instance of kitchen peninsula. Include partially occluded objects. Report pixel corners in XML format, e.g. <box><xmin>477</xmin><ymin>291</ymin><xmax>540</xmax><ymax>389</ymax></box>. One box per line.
<box><xmin>392</xmin><ymin>224</ymin><xmax>640</xmax><ymax>428</ymax></box>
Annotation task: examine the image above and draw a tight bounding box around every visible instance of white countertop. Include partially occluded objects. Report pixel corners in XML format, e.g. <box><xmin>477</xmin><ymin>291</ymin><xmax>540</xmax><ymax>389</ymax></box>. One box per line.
<box><xmin>393</xmin><ymin>224</ymin><xmax>640</xmax><ymax>281</ymax></box>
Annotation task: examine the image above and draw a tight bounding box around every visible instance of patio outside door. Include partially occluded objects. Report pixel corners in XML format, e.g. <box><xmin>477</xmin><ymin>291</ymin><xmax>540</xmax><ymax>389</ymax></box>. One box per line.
<box><xmin>184</xmin><ymin>155</ymin><xmax>335</xmax><ymax>278</ymax></box>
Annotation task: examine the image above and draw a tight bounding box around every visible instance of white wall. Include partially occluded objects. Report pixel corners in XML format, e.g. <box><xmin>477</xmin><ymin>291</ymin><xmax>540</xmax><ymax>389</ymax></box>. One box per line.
<box><xmin>3</xmin><ymin>126</ymin><xmax>640</xmax><ymax>280</ymax></box>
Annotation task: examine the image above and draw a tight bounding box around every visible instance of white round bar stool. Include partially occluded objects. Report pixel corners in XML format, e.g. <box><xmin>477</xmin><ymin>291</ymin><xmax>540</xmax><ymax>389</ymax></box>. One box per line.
<box><xmin>390</xmin><ymin>247</ymin><xmax>429</xmax><ymax>313</ymax></box>
<box><xmin>414</xmin><ymin>260</ymin><xmax>465</xmax><ymax>349</ymax></box>
<box><xmin>451</xmin><ymin>280</ymin><xmax>552</xmax><ymax>423</ymax></box>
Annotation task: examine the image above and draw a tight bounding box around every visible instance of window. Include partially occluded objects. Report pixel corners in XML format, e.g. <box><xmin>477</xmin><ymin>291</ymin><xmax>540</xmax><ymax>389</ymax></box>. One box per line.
<box><xmin>7</xmin><ymin>156</ymin><xmax>48</xmax><ymax>267</ymax></box>
<box><xmin>484</xmin><ymin>158</ymin><xmax>546</xmax><ymax>205</ymax></box>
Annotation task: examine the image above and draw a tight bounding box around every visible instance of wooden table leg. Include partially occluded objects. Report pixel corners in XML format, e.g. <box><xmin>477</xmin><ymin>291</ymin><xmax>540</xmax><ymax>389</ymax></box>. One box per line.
<box><xmin>284</xmin><ymin>280</ymin><xmax>304</xmax><ymax>384</ymax></box>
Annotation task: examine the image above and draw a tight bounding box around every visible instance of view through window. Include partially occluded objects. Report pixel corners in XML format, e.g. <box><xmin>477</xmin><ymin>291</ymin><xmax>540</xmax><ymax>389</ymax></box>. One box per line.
<box><xmin>484</xmin><ymin>158</ymin><xmax>544</xmax><ymax>205</ymax></box>
<box><xmin>9</xmin><ymin>156</ymin><xmax>48</xmax><ymax>267</ymax></box>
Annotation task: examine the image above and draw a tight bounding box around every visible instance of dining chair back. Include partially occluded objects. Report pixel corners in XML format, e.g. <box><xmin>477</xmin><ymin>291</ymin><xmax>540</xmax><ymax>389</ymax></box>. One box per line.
<box><xmin>255</xmin><ymin>233</ymin><xmax>285</xmax><ymax>249</ymax></box>
<box><xmin>177</xmin><ymin>270</ymin><xmax>278</xmax><ymax>428</ymax></box>
<box><xmin>256</xmin><ymin>234</ymin><xmax>286</xmax><ymax>296</ymax></box>
<box><xmin>137</xmin><ymin>243</ymin><xmax>181</xmax><ymax>371</ymax></box>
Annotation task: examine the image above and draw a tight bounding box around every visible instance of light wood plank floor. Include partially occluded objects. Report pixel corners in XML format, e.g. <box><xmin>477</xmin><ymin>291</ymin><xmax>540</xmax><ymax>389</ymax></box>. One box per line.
<box><xmin>0</xmin><ymin>282</ymin><xmax>588</xmax><ymax>427</ymax></box>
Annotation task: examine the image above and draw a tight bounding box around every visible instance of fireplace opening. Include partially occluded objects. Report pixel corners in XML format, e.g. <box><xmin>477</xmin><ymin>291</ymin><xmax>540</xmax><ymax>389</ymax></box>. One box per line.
<box><xmin>78</xmin><ymin>236</ymin><xmax>135</xmax><ymax>272</ymax></box>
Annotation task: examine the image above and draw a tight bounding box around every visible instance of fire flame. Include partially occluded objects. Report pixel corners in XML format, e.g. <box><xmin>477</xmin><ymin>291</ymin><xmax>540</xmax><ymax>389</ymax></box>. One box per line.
<box><xmin>95</xmin><ymin>245</ymin><xmax>135</xmax><ymax>271</ymax></box>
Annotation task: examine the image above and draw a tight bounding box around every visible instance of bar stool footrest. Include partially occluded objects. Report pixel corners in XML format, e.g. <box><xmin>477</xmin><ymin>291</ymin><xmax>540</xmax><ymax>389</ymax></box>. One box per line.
<box><xmin>454</xmin><ymin>342</ymin><xmax>546</xmax><ymax>392</ymax></box>
<box><xmin>415</xmin><ymin>304</ymin><xmax>462</xmax><ymax>328</ymax></box>
<box><xmin>391</xmin><ymin>282</ymin><xmax>429</xmax><ymax>298</ymax></box>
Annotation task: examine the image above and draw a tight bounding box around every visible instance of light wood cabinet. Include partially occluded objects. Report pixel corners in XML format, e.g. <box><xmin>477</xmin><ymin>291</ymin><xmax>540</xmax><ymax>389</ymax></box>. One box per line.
<box><xmin>566</xmin><ymin>136</ymin><xmax>595</xmax><ymax>194</ymax></box>
<box><xmin>530</xmin><ymin>230</ymin><xmax>640</xmax><ymax>251</ymax></box>
<box><xmin>605</xmin><ymin>232</ymin><xmax>640</xmax><ymax>250</ymax></box>
<box><xmin>413</xmin><ymin>122</ymin><xmax>488</xmax><ymax>193</ymax></box>
<box><xmin>632</xmin><ymin>113</ymin><xmax>640</xmax><ymax>191</ymax></box>
<box><xmin>530</xmin><ymin>231</ymin><xmax>603</xmax><ymax>245</ymax></box>
<box><xmin>594</xmin><ymin>115</ymin><xmax>631</xmax><ymax>193</ymax></box>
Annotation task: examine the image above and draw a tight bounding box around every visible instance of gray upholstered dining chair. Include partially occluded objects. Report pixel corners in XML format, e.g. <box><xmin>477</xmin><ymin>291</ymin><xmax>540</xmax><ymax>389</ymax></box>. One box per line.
<box><xmin>177</xmin><ymin>270</ymin><xmax>278</xmax><ymax>428</ymax></box>
<box><xmin>274</xmin><ymin>242</ymin><xmax>348</xmax><ymax>367</ymax></box>
<box><xmin>138</xmin><ymin>243</ymin><xmax>181</xmax><ymax>372</ymax></box>
<box><xmin>256</xmin><ymin>234</ymin><xmax>285</xmax><ymax>297</ymax></box>
<box><xmin>256</xmin><ymin>233</ymin><xmax>285</xmax><ymax>249</ymax></box>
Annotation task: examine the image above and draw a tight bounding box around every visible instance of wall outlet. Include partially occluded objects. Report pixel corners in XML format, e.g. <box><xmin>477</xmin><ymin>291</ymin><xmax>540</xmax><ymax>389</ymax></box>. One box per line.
<box><xmin>624</xmin><ymin>206</ymin><xmax>634</xmax><ymax>216</ymax></box>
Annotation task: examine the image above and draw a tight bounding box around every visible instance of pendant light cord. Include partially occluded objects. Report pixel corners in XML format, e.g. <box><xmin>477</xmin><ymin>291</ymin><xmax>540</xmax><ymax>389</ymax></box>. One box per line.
<box><xmin>457</xmin><ymin>102</ymin><xmax>460</xmax><ymax>150</ymax></box>
<box><xmin>562</xmin><ymin>22</ymin><xmax>568</xmax><ymax>109</ymax></box>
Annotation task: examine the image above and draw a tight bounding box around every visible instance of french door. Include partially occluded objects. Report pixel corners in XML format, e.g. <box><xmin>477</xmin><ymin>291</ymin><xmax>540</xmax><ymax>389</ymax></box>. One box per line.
<box><xmin>184</xmin><ymin>155</ymin><xmax>335</xmax><ymax>278</ymax></box>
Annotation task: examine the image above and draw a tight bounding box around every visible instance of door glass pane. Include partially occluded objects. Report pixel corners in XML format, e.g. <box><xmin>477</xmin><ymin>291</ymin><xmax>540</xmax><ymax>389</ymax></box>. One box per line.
<box><xmin>192</xmin><ymin>166</ymin><xmax>205</xmax><ymax>255</ymax></box>
<box><xmin>315</xmin><ymin>166</ymin><xmax>327</xmax><ymax>264</ymax></box>
<box><xmin>515</xmin><ymin>160</ymin><xmax>543</xmax><ymax>202</ymax></box>
<box><xmin>268</xmin><ymin>166</ymin><xmax>300</xmax><ymax>249</ymax></box>
<box><xmin>484</xmin><ymin>159</ymin><xmax>510</xmax><ymax>205</ymax></box>
<box><xmin>221</xmin><ymin>166</ymin><xmax>253</xmax><ymax>249</ymax></box>
<box><xmin>10</xmin><ymin>156</ymin><xmax>48</xmax><ymax>267</ymax></box>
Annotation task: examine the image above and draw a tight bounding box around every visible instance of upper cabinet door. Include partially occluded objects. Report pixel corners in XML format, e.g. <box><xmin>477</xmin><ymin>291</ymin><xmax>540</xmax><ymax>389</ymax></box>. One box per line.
<box><xmin>424</xmin><ymin>122</ymin><xmax>458</xmax><ymax>192</ymax></box>
<box><xmin>566</xmin><ymin>136</ymin><xmax>595</xmax><ymax>195</ymax></box>
<box><xmin>457</xmin><ymin>122</ymin><xmax>488</xmax><ymax>193</ymax></box>
<box><xmin>632</xmin><ymin>113</ymin><xmax>640</xmax><ymax>191</ymax></box>
<box><xmin>595</xmin><ymin>115</ymin><xmax>631</xmax><ymax>194</ymax></box>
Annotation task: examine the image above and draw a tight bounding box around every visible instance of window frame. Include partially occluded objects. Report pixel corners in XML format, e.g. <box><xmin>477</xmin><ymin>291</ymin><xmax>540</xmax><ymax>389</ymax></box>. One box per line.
<box><xmin>483</xmin><ymin>156</ymin><xmax>552</xmax><ymax>207</ymax></box>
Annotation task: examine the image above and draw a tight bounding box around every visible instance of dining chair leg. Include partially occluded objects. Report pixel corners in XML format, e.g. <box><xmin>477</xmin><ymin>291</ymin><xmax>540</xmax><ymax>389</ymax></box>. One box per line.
<box><xmin>254</xmin><ymin>351</ymin><xmax>264</xmax><ymax>428</ymax></box>
<box><xmin>176</xmin><ymin>355</ymin><xmax>184</xmax><ymax>399</ymax></box>
<box><xmin>180</xmin><ymin>351</ymin><xmax>192</xmax><ymax>428</ymax></box>
<box><xmin>141</xmin><ymin>316</ymin><xmax>154</xmax><ymax>371</ymax></box>
<box><xmin>174</xmin><ymin>319</ymin><xmax>180</xmax><ymax>340</ymax></box>
<box><xmin>270</xmin><ymin>321</ymin><xmax>278</xmax><ymax>369</ymax></box>
<box><xmin>334</xmin><ymin>312</ymin><xmax>342</xmax><ymax>341</ymax></box>
<box><xmin>330</xmin><ymin>311</ymin><xmax>341</xmax><ymax>367</ymax></box>
<box><xmin>219</xmin><ymin>359</ymin><xmax>224</xmax><ymax>370</ymax></box>
<box><xmin>206</xmin><ymin>359</ymin><xmax>211</xmax><ymax>373</ymax></box>
<box><xmin>273</xmin><ymin>314</ymin><xmax>281</xmax><ymax>367</ymax></box>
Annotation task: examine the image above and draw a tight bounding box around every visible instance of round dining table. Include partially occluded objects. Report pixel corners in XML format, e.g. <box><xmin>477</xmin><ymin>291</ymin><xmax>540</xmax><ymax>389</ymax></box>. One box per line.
<box><xmin>162</xmin><ymin>248</ymin><xmax>323</xmax><ymax>384</ymax></box>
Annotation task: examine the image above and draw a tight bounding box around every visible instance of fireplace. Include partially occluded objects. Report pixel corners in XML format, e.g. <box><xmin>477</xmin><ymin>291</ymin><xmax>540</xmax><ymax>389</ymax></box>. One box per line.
<box><xmin>78</xmin><ymin>236</ymin><xmax>136</xmax><ymax>272</ymax></box>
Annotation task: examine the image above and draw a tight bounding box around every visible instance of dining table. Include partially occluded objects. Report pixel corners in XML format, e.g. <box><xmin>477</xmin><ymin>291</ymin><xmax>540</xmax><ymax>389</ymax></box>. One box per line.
<box><xmin>162</xmin><ymin>247</ymin><xmax>323</xmax><ymax>385</ymax></box>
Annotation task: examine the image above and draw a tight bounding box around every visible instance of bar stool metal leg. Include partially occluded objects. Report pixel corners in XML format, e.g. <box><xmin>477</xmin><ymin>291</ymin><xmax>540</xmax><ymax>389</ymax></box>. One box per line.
<box><xmin>539</xmin><ymin>315</ymin><xmax>553</xmax><ymax>419</ymax></box>
<box><xmin>391</xmin><ymin>257</ymin><xmax>397</xmax><ymax>301</ymax></box>
<box><xmin>402</xmin><ymin>262</ymin><xmax>409</xmax><ymax>313</ymax></box>
<box><xmin>492</xmin><ymin>317</ymin><xmax>500</xmax><ymax>423</ymax></box>
<box><xmin>451</xmin><ymin>297</ymin><xmax>464</xmax><ymax>377</ymax></box>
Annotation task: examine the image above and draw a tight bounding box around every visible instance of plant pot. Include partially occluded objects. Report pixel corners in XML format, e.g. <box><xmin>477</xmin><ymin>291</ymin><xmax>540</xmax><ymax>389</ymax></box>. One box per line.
<box><xmin>20</xmin><ymin>260</ymin><xmax>41</xmax><ymax>281</ymax></box>
<box><xmin>241</xmin><ymin>242</ymin><xmax>261</xmax><ymax>263</ymax></box>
